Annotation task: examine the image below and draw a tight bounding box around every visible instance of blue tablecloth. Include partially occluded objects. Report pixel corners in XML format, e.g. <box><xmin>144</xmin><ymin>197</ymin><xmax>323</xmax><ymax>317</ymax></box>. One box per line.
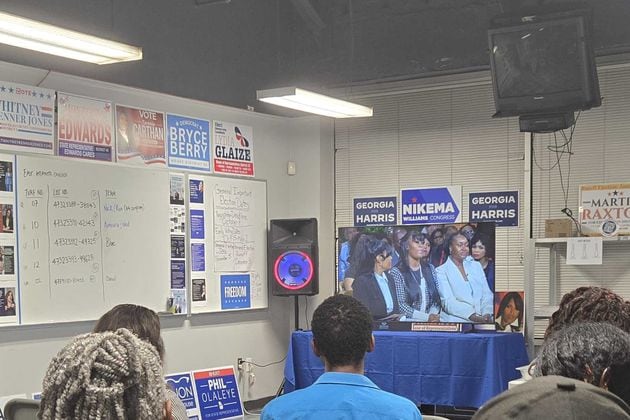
<box><xmin>284</xmin><ymin>330</ymin><xmax>529</xmax><ymax>408</ymax></box>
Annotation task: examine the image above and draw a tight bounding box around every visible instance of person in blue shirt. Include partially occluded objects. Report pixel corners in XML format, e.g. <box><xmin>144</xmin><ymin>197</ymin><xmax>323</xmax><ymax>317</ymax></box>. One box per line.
<box><xmin>261</xmin><ymin>294</ymin><xmax>422</xmax><ymax>420</ymax></box>
<box><xmin>338</xmin><ymin>227</ymin><xmax>359</xmax><ymax>283</ymax></box>
<box><xmin>4</xmin><ymin>164</ymin><xmax>11</xmax><ymax>192</ymax></box>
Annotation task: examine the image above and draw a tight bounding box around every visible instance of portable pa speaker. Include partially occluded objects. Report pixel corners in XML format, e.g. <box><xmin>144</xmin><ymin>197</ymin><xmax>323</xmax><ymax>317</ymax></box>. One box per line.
<box><xmin>269</xmin><ymin>218</ymin><xmax>318</xmax><ymax>296</ymax></box>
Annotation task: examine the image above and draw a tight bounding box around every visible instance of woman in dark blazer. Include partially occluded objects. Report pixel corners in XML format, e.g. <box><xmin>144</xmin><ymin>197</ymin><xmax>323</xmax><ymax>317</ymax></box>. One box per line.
<box><xmin>352</xmin><ymin>237</ymin><xmax>399</xmax><ymax>320</ymax></box>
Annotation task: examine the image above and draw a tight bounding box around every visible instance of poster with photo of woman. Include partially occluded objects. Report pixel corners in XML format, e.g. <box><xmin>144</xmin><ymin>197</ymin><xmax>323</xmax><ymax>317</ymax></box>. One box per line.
<box><xmin>0</xmin><ymin>246</ymin><xmax>15</xmax><ymax>275</ymax></box>
<box><xmin>0</xmin><ymin>204</ymin><xmax>13</xmax><ymax>234</ymax></box>
<box><xmin>494</xmin><ymin>291</ymin><xmax>524</xmax><ymax>333</ymax></box>
<box><xmin>0</xmin><ymin>161</ymin><xmax>13</xmax><ymax>192</ymax></box>
<box><xmin>0</xmin><ymin>287</ymin><xmax>16</xmax><ymax>317</ymax></box>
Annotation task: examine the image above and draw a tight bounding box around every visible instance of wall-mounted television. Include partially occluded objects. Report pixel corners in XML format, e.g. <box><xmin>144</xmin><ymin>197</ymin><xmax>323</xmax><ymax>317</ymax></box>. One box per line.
<box><xmin>337</xmin><ymin>223</ymin><xmax>496</xmax><ymax>330</ymax></box>
<box><xmin>488</xmin><ymin>11</ymin><xmax>601</xmax><ymax>118</ymax></box>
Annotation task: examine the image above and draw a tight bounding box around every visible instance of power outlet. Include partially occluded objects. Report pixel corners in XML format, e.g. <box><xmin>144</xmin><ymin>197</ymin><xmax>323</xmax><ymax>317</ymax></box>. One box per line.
<box><xmin>237</xmin><ymin>357</ymin><xmax>245</xmax><ymax>372</ymax></box>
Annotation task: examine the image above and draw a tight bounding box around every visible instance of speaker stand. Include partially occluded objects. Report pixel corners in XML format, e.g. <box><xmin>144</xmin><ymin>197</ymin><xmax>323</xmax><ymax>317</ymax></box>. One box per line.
<box><xmin>274</xmin><ymin>296</ymin><xmax>302</xmax><ymax>399</ymax></box>
<box><xmin>294</xmin><ymin>295</ymin><xmax>301</xmax><ymax>331</ymax></box>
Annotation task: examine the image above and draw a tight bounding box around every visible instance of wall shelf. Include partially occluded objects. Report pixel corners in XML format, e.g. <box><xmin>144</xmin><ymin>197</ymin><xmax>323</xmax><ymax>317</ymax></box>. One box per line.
<box><xmin>535</xmin><ymin>236</ymin><xmax>630</xmax><ymax>246</ymax></box>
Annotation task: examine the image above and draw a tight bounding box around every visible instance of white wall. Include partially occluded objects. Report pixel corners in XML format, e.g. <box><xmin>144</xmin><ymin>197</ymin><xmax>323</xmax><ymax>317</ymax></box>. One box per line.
<box><xmin>0</xmin><ymin>61</ymin><xmax>335</xmax><ymax>400</ymax></box>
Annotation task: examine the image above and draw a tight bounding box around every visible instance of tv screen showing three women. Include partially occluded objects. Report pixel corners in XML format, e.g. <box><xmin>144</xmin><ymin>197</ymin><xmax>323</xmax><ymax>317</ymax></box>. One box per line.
<box><xmin>338</xmin><ymin>222</ymin><xmax>497</xmax><ymax>327</ymax></box>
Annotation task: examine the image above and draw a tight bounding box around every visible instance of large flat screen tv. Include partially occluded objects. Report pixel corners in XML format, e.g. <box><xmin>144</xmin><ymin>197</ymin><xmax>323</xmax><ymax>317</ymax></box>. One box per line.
<box><xmin>488</xmin><ymin>12</ymin><xmax>600</xmax><ymax>118</ymax></box>
<box><xmin>337</xmin><ymin>223</ymin><xmax>496</xmax><ymax>330</ymax></box>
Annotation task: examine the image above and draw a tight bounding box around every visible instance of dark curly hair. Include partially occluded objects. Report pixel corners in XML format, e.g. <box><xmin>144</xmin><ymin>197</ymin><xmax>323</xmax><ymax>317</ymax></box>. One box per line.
<box><xmin>535</xmin><ymin>322</ymin><xmax>630</xmax><ymax>407</ymax></box>
<box><xmin>312</xmin><ymin>294</ymin><xmax>372</xmax><ymax>368</ymax></box>
<box><xmin>470</xmin><ymin>231</ymin><xmax>495</xmax><ymax>260</ymax></box>
<box><xmin>545</xmin><ymin>286</ymin><xmax>630</xmax><ymax>338</ymax></box>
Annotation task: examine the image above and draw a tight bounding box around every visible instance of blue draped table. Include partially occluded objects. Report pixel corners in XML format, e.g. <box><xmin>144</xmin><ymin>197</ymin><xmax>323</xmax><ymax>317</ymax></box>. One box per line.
<box><xmin>284</xmin><ymin>330</ymin><xmax>529</xmax><ymax>408</ymax></box>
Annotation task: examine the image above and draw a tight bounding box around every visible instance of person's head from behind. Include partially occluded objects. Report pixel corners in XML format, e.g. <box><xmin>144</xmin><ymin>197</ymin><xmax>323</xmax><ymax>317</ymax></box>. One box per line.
<box><xmin>472</xmin><ymin>375</ymin><xmax>630</xmax><ymax>420</ymax></box>
<box><xmin>534</xmin><ymin>322</ymin><xmax>630</xmax><ymax>406</ymax></box>
<box><xmin>39</xmin><ymin>328</ymin><xmax>169</xmax><ymax>420</ymax></box>
<box><xmin>496</xmin><ymin>292</ymin><xmax>523</xmax><ymax>327</ymax></box>
<box><xmin>545</xmin><ymin>286</ymin><xmax>630</xmax><ymax>338</ymax></box>
<box><xmin>311</xmin><ymin>294</ymin><xmax>373</xmax><ymax>371</ymax></box>
<box><xmin>93</xmin><ymin>303</ymin><xmax>164</xmax><ymax>361</ymax></box>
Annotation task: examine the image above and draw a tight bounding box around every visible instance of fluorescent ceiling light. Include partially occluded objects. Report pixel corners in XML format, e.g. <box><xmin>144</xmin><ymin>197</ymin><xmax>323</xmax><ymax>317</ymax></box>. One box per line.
<box><xmin>257</xmin><ymin>87</ymin><xmax>373</xmax><ymax>118</ymax></box>
<box><xmin>0</xmin><ymin>11</ymin><xmax>142</xmax><ymax>64</ymax></box>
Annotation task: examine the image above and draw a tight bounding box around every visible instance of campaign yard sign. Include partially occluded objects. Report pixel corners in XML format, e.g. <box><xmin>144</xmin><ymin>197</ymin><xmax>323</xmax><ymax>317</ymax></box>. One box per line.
<box><xmin>580</xmin><ymin>183</ymin><xmax>630</xmax><ymax>236</ymax></box>
<box><xmin>167</xmin><ymin>114</ymin><xmax>211</xmax><ymax>171</ymax></box>
<box><xmin>354</xmin><ymin>196</ymin><xmax>397</xmax><ymax>226</ymax></box>
<box><xmin>401</xmin><ymin>187</ymin><xmax>461</xmax><ymax>224</ymax></box>
<box><xmin>0</xmin><ymin>81</ymin><xmax>55</xmax><ymax>154</ymax></box>
<box><xmin>469</xmin><ymin>191</ymin><xmax>519</xmax><ymax>227</ymax></box>
<box><xmin>57</xmin><ymin>93</ymin><xmax>113</xmax><ymax>161</ymax></box>
<box><xmin>165</xmin><ymin>372</ymin><xmax>198</xmax><ymax>411</ymax></box>
<box><xmin>212</xmin><ymin>121</ymin><xmax>254</xmax><ymax>176</ymax></box>
<box><xmin>192</xmin><ymin>367</ymin><xmax>243</xmax><ymax>419</ymax></box>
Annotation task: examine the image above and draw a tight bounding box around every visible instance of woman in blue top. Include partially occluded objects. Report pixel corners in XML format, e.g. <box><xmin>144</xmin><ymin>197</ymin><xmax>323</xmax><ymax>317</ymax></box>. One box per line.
<box><xmin>389</xmin><ymin>230</ymin><xmax>441</xmax><ymax>322</ymax></box>
<box><xmin>352</xmin><ymin>238</ymin><xmax>400</xmax><ymax>321</ymax></box>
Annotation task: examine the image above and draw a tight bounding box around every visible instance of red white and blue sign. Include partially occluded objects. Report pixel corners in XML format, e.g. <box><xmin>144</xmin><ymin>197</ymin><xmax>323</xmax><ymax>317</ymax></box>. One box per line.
<box><xmin>57</xmin><ymin>93</ymin><xmax>113</xmax><ymax>162</ymax></box>
<box><xmin>220</xmin><ymin>274</ymin><xmax>251</xmax><ymax>310</ymax></box>
<box><xmin>469</xmin><ymin>190</ymin><xmax>519</xmax><ymax>227</ymax></box>
<box><xmin>401</xmin><ymin>186</ymin><xmax>461</xmax><ymax>224</ymax></box>
<box><xmin>167</xmin><ymin>114</ymin><xmax>211</xmax><ymax>171</ymax></box>
<box><xmin>354</xmin><ymin>196</ymin><xmax>397</xmax><ymax>226</ymax></box>
<box><xmin>0</xmin><ymin>82</ymin><xmax>55</xmax><ymax>154</ymax></box>
<box><xmin>192</xmin><ymin>367</ymin><xmax>243</xmax><ymax>419</ymax></box>
<box><xmin>165</xmin><ymin>372</ymin><xmax>197</xmax><ymax>411</ymax></box>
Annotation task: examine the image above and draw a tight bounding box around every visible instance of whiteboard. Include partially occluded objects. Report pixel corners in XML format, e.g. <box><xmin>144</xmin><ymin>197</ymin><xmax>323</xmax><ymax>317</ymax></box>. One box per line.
<box><xmin>189</xmin><ymin>175</ymin><xmax>267</xmax><ymax>313</ymax></box>
<box><xmin>16</xmin><ymin>155</ymin><xmax>171</xmax><ymax>324</ymax></box>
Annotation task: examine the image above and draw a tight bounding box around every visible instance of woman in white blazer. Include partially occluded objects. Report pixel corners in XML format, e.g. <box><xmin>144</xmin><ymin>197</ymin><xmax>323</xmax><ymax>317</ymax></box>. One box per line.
<box><xmin>436</xmin><ymin>233</ymin><xmax>494</xmax><ymax>323</ymax></box>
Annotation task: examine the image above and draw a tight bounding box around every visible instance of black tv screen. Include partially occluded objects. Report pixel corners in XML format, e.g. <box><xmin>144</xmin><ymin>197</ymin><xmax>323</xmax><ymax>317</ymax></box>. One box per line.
<box><xmin>337</xmin><ymin>223</ymin><xmax>496</xmax><ymax>330</ymax></box>
<box><xmin>488</xmin><ymin>13</ymin><xmax>600</xmax><ymax>117</ymax></box>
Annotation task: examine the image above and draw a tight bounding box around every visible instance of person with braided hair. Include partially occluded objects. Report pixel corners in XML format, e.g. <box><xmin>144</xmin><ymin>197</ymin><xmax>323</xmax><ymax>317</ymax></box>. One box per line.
<box><xmin>39</xmin><ymin>328</ymin><xmax>171</xmax><ymax>420</ymax></box>
<box><xmin>92</xmin><ymin>304</ymin><xmax>188</xmax><ymax>420</ymax></box>
<box><xmin>544</xmin><ymin>286</ymin><xmax>630</xmax><ymax>338</ymax></box>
